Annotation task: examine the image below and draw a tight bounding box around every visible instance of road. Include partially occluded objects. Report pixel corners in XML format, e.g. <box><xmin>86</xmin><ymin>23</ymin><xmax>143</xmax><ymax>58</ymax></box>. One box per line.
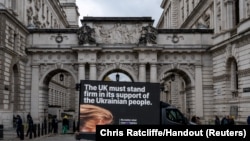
<box><xmin>4</xmin><ymin>133</ymin><xmax>93</xmax><ymax>141</ymax></box>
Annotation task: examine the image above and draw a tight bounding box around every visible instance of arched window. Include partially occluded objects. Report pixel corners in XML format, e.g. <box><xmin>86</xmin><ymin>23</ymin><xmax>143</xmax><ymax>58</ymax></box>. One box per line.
<box><xmin>230</xmin><ymin>58</ymin><xmax>238</xmax><ymax>97</ymax></box>
<box><xmin>11</xmin><ymin>0</ymin><xmax>17</xmax><ymax>11</ymax></box>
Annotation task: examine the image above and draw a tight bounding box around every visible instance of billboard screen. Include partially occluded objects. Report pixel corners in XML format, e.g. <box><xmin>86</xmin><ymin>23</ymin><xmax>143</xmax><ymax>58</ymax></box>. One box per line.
<box><xmin>78</xmin><ymin>80</ymin><xmax>160</xmax><ymax>134</ymax></box>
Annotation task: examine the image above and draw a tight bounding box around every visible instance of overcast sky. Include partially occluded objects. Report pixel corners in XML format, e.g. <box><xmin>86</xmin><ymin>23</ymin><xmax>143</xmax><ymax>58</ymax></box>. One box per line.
<box><xmin>75</xmin><ymin>0</ymin><xmax>163</xmax><ymax>26</ymax></box>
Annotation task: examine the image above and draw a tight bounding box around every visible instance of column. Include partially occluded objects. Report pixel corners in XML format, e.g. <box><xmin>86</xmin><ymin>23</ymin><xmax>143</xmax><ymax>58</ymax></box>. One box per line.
<box><xmin>226</xmin><ymin>0</ymin><xmax>234</xmax><ymax>29</ymax></box>
<box><xmin>78</xmin><ymin>64</ymin><xmax>85</xmax><ymax>82</ymax></box>
<box><xmin>89</xmin><ymin>63</ymin><xmax>97</xmax><ymax>80</ymax></box>
<box><xmin>30</xmin><ymin>65</ymin><xmax>40</xmax><ymax>122</ymax></box>
<box><xmin>214</xmin><ymin>1</ymin><xmax>218</xmax><ymax>33</ymax></box>
<box><xmin>150</xmin><ymin>63</ymin><xmax>157</xmax><ymax>83</ymax></box>
<box><xmin>195</xmin><ymin>65</ymin><xmax>203</xmax><ymax>117</ymax></box>
<box><xmin>138</xmin><ymin>63</ymin><xmax>146</xmax><ymax>82</ymax></box>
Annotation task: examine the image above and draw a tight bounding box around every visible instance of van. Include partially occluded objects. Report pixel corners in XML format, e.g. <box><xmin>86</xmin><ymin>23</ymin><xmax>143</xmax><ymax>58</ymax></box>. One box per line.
<box><xmin>160</xmin><ymin>101</ymin><xmax>196</xmax><ymax>125</ymax></box>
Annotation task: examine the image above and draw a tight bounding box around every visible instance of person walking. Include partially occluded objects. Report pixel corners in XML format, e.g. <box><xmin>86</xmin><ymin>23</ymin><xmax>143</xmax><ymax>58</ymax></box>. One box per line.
<box><xmin>51</xmin><ymin>115</ymin><xmax>58</xmax><ymax>134</ymax></box>
<box><xmin>221</xmin><ymin>115</ymin><xmax>229</xmax><ymax>125</ymax></box>
<box><xmin>62</xmin><ymin>115</ymin><xmax>69</xmax><ymax>134</ymax></box>
<box><xmin>247</xmin><ymin>116</ymin><xmax>250</xmax><ymax>125</ymax></box>
<box><xmin>16</xmin><ymin>115</ymin><xmax>23</xmax><ymax>138</ymax></box>
<box><xmin>26</xmin><ymin>114</ymin><xmax>34</xmax><ymax>137</ymax></box>
<box><xmin>215</xmin><ymin>115</ymin><xmax>220</xmax><ymax>125</ymax></box>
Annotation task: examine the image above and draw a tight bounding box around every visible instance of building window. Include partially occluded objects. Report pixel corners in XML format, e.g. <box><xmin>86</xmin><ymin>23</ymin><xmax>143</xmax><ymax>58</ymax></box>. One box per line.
<box><xmin>230</xmin><ymin>58</ymin><xmax>238</xmax><ymax>97</ymax></box>
<box><xmin>11</xmin><ymin>0</ymin><xmax>17</xmax><ymax>11</ymax></box>
<box><xmin>234</xmin><ymin>0</ymin><xmax>240</xmax><ymax>25</ymax></box>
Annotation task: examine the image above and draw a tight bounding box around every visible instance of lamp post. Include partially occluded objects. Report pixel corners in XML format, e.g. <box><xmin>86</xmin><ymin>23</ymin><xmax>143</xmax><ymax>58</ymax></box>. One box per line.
<box><xmin>170</xmin><ymin>73</ymin><xmax>175</xmax><ymax>81</ymax></box>
<box><xmin>59</xmin><ymin>73</ymin><xmax>64</xmax><ymax>81</ymax></box>
<box><xmin>116</xmin><ymin>73</ymin><xmax>120</xmax><ymax>82</ymax></box>
<box><xmin>43</xmin><ymin>108</ymin><xmax>47</xmax><ymax>134</ymax></box>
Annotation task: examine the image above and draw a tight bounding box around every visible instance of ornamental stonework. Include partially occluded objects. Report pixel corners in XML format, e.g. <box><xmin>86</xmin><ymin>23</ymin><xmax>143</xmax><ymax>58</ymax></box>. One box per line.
<box><xmin>92</xmin><ymin>23</ymin><xmax>143</xmax><ymax>44</ymax></box>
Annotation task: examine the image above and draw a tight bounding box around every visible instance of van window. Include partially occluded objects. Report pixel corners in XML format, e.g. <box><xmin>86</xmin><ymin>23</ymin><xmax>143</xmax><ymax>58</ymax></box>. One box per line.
<box><xmin>165</xmin><ymin>109</ymin><xmax>184</xmax><ymax>123</ymax></box>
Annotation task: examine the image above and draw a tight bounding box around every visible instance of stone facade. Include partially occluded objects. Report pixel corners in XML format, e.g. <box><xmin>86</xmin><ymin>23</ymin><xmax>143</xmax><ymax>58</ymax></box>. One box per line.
<box><xmin>0</xmin><ymin>0</ymin><xmax>250</xmax><ymax>129</ymax></box>
<box><xmin>158</xmin><ymin>0</ymin><xmax>250</xmax><ymax>124</ymax></box>
<box><xmin>0</xmin><ymin>0</ymin><xmax>79</xmax><ymax>128</ymax></box>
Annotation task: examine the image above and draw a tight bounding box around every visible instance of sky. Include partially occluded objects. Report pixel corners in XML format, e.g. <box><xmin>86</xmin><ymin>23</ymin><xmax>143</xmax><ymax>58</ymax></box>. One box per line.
<box><xmin>75</xmin><ymin>0</ymin><xmax>163</xmax><ymax>26</ymax></box>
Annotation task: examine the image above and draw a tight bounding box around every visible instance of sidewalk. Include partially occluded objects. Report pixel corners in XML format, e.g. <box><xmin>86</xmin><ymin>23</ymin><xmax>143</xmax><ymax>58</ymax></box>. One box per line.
<box><xmin>3</xmin><ymin>127</ymin><xmax>54</xmax><ymax>141</ymax></box>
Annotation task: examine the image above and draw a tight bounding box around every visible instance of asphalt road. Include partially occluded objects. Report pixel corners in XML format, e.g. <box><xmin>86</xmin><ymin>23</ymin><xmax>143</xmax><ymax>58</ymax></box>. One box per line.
<box><xmin>4</xmin><ymin>133</ymin><xmax>93</xmax><ymax>141</ymax></box>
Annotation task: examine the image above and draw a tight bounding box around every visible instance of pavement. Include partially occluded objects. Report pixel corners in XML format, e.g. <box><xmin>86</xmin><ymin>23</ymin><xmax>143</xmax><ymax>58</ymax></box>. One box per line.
<box><xmin>2</xmin><ymin>128</ymin><xmax>93</xmax><ymax>141</ymax></box>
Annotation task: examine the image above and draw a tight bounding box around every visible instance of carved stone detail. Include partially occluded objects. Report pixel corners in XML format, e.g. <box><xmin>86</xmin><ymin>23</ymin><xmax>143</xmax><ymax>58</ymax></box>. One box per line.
<box><xmin>77</xmin><ymin>24</ymin><xmax>96</xmax><ymax>45</ymax></box>
<box><xmin>93</xmin><ymin>23</ymin><xmax>143</xmax><ymax>44</ymax></box>
<box><xmin>97</xmin><ymin>63</ymin><xmax>138</xmax><ymax>78</ymax></box>
<box><xmin>139</xmin><ymin>25</ymin><xmax>158</xmax><ymax>44</ymax></box>
<box><xmin>167</xmin><ymin>34</ymin><xmax>184</xmax><ymax>43</ymax></box>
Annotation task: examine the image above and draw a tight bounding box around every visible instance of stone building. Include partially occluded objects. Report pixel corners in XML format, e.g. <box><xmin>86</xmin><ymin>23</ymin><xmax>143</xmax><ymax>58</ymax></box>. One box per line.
<box><xmin>158</xmin><ymin>0</ymin><xmax>250</xmax><ymax>124</ymax></box>
<box><xmin>0</xmin><ymin>0</ymin><xmax>250</xmax><ymax>129</ymax></box>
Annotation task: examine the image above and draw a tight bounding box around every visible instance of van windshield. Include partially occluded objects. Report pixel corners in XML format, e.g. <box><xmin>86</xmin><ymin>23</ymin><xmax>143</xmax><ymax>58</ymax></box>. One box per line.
<box><xmin>165</xmin><ymin>109</ymin><xmax>184</xmax><ymax>123</ymax></box>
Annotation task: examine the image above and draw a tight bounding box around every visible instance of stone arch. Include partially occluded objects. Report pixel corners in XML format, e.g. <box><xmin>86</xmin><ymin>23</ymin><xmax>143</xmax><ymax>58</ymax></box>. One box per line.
<box><xmin>9</xmin><ymin>58</ymin><xmax>23</xmax><ymax>112</ymax></box>
<box><xmin>159</xmin><ymin>67</ymin><xmax>195</xmax><ymax>118</ymax></box>
<box><xmin>98</xmin><ymin>66</ymin><xmax>138</xmax><ymax>82</ymax></box>
<box><xmin>10</xmin><ymin>63</ymin><xmax>20</xmax><ymax>112</ymax></box>
<box><xmin>225</xmin><ymin>56</ymin><xmax>238</xmax><ymax>98</ymax></box>
<box><xmin>159</xmin><ymin>67</ymin><xmax>194</xmax><ymax>86</ymax></box>
<box><xmin>37</xmin><ymin>66</ymin><xmax>78</xmax><ymax>120</ymax></box>
<box><xmin>39</xmin><ymin>66</ymin><xmax>78</xmax><ymax>85</ymax></box>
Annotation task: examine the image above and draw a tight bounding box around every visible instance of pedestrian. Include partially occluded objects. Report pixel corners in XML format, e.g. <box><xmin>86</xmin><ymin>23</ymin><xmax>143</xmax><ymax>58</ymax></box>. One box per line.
<box><xmin>62</xmin><ymin>115</ymin><xmax>69</xmax><ymax>134</ymax></box>
<box><xmin>247</xmin><ymin>116</ymin><xmax>250</xmax><ymax>125</ymax></box>
<box><xmin>26</xmin><ymin>114</ymin><xmax>34</xmax><ymax>137</ymax></box>
<box><xmin>191</xmin><ymin>115</ymin><xmax>197</xmax><ymax>123</ymax></box>
<box><xmin>16</xmin><ymin>115</ymin><xmax>23</xmax><ymax>138</ymax></box>
<box><xmin>52</xmin><ymin>115</ymin><xmax>58</xmax><ymax>134</ymax></box>
<box><xmin>215</xmin><ymin>115</ymin><xmax>220</xmax><ymax>125</ymax></box>
<box><xmin>228</xmin><ymin>116</ymin><xmax>235</xmax><ymax>125</ymax></box>
<box><xmin>221</xmin><ymin>115</ymin><xmax>229</xmax><ymax>125</ymax></box>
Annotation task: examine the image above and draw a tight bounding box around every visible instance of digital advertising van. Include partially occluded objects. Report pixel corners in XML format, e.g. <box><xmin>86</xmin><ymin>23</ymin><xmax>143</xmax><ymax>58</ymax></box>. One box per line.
<box><xmin>76</xmin><ymin>80</ymin><xmax>160</xmax><ymax>140</ymax></box>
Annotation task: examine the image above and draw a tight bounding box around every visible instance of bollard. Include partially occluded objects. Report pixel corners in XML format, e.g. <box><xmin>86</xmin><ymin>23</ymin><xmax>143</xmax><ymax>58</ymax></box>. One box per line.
<box><xmin>44</xmin><ymin>119</ymin><xmax>47</xmax><ymax>135</ymax></box>
<box><xmin>33</xmin><ymin>124</ymin><xmax>37</xmax><ymax>138</ymax></box>
<box><xmin>41</xmin><ymin>123</ymin><xmax>44</xmax><ymax>136</ymax></box>
<box><xmin>73</xmin><ymin>121</ymin><xmax>76</xmax><ymax>132</ymax></box>
<box><xmin>20</xmin><ymin>125</ymin><xmax>24</xmax><ymax>140</ymax></box>
<box><xmin>38</xmin><ymin>124</ymin><xmax>40</xmax><ymax>137</ymax></box>
<box><xmin>0</xmin><ymin>125</ymin><xmax>3</xmax><ymax>140</ymax></box>
<box><xmin>29</xmin><ymin>126</ymin><xmax>32</xmax><ymax>139</ymax></box>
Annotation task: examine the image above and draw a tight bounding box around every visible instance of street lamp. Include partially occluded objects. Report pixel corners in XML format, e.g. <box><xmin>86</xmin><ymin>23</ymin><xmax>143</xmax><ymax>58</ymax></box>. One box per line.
<box><xmin>59</xmin><ymin>73</ymin><xmax>64</xmax><ymax>81</ymax></box>
<box><xmin>170</xmin><ymin>73</ymin><xmax>175</xmax><ymax>81</ymax></box>
<box><xmin>116</xmin><ymin>73</ymin><xmax>120</xmax><ymax>82</ymax></box>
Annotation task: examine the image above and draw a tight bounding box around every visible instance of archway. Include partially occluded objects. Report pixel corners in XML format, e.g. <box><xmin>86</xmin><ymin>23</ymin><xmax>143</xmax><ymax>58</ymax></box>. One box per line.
<box><xmin>39</xmin><ymin>68</ymin><xmax>78</xmax><ymax>125</ymax></box>
<box><xmin>160</xmin><ymin>69</ymin><xmax>193</xmax><ymax>119</ymax></box>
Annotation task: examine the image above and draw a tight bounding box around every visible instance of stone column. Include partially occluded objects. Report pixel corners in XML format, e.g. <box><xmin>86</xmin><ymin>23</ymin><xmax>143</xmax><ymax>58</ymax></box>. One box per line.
<box><xmin>214</xmin><ymin>1</ymin><xmax>218</xmax><ymax>33</ymax></box>
<box><xmin>239</xmin><ymin>0</ymin><xmax>245</xmax><ymax>20</ymax></box>
<box><xmin>78</xmin><ymin>64</ymin><xmax>85</xmax><ymax>82</ymax></box>
<box><xmin>195</xmin><ymin>65</ymin><xmax>203</xmax><ymax>117</ymax></box>
<box><xmin>89</xmin><ymin>63</ymin><xmax>97</xmax><ymax>80</ymax></box>
<box><xmin>30</xmin><ymin>65</ymin><xmax>40</xmax><ymax>122</ymax></box>
<box><xmin>226</xmin><ymin>0</ymin><xmax>234</xmax><ymax>29</ymax></box>
<box><xmin>150</xmin><ymin>63</ymin><xmax>157</xmax><ymax>83</ymax></box>
<box><xmin>139</xmin><ymin>63</ymin><xmax>146</xmax><ymax>82</ymax></box>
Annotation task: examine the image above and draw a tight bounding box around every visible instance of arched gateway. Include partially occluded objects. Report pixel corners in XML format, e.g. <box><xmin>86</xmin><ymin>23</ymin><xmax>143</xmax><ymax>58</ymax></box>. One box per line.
<box><xmin>26</xmin><ymin>17</ymin><xmax>211</xmax><ymax>124</ymax></box>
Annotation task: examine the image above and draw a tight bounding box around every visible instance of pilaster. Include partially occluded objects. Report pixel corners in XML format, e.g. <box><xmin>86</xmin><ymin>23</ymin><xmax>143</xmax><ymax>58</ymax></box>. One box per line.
<box><xmin>78</xmin><ymin>63</ymin><xmax>85</xmax><ymax>82</ymax></box>
<box><xmin>139</xmin><ymin>63</ymin><xmax>146</xmax><ymax>82</ymax></box>
<box><xmin>150</xmin><ymin>63</ymin><xmax>157</xmax><ymax>83</ymax></box>
<box><xmin>195</xmin><ymin>64</ymin><xmax>203</xmax><ymax>117</ymax></box>
<box><xmin>89</xmin><ymin>63</ymin><xmax>97</xmax><ymax>80</ymax></box>
<box><xmin>30</xmin><ymin>65</ymin><xmax>40</xmax><ymax>122</ymax></box>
